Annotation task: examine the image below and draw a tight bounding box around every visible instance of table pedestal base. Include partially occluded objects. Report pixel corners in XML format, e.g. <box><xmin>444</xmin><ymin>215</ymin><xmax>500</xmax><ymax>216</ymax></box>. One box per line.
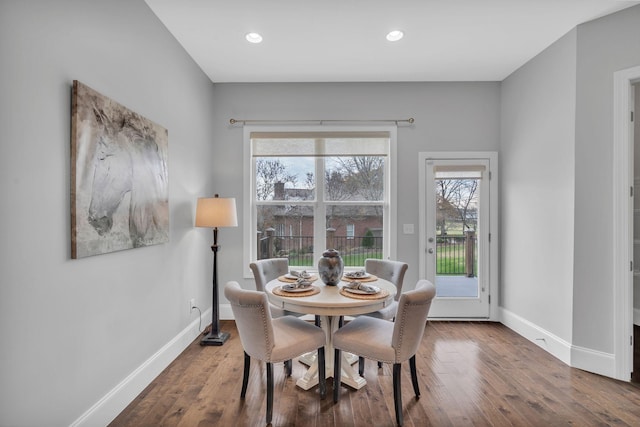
<box><xmin>296</xmin><ymin>315</ymin><xmax>366</xmax><ymax>391</ymax></box>
<box><xmin>299</xmin><ymin>351</ymin><xmax>358</xmax><ymax>367</ymax></box>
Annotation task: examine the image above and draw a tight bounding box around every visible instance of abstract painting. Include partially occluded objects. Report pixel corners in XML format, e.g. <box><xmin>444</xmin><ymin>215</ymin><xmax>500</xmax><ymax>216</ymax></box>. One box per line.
<box><xmin>71</xmin><ymin>80</ymin><xmax>169</xmax><ymax>258</ymax></box>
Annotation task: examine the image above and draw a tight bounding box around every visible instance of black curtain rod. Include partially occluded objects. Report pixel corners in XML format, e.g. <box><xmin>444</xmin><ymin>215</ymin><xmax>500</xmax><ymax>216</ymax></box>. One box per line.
<box><xmin>229</xmin><ymin>118</ymin><xmax>414</xmax><ymax>125</ymax></box>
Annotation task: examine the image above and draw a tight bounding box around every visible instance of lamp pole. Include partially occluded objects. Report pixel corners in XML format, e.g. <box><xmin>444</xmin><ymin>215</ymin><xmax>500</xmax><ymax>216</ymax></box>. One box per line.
<box><xmin>201</xmin><ymin>226</ymin><xmax>229</xmax><ymax>345</ymax></box>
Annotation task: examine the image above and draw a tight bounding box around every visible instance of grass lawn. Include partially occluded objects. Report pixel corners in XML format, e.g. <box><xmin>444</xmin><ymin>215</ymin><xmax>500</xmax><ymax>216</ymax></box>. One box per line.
<box><xmin>437</xmin><ymin>243</ymin><xmax>477</xmax><ymax>275</ymax></box>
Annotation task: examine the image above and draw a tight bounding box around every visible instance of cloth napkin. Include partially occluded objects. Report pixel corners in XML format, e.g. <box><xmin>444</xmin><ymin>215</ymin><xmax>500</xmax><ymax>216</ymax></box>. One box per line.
<box><xmin>289</xmin><ymin>270</ymin><xmax>311</xmax><ymax>279</ymax></box>
<box><xmin>345</xmin><ymin>269</ymin><xmax>367</xmax><ymax>278</ymax></box>
<box><xmin>345</xmin><ymin>281</ymin><xmax>378</xmax><ymax>294</ymax></box>
<box><xmin>283</xmin><ymin>278</ymin><xmax>313</xmax><ymax>291</ymax></box>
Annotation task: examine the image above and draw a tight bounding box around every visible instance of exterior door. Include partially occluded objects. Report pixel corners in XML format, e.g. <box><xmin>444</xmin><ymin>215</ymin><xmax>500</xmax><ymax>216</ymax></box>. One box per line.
<box><xmin>420</xmin><ymin>154</ymin><xmax>495</xmax><ymax>318</ymax></box>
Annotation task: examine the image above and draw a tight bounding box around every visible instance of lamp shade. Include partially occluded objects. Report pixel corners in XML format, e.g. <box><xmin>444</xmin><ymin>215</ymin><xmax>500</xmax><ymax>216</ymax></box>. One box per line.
<box><xmin>195</xmin><ymin>196</ymin><xmax>238</xmax><ymax>228</ymax></box>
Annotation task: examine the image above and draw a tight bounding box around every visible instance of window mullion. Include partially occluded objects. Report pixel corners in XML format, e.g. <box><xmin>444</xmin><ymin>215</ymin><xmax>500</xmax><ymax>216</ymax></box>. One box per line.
<box><xmin>314</xmin><ymin>157</ymin><xmax>326</xmax><ymax>261</ymax></box>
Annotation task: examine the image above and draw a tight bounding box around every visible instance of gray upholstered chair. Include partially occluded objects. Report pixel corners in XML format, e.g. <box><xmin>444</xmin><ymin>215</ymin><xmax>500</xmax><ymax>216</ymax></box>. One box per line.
<box><xmin>250</xmin><ymin>258</ymin><xmax>303</xmax><ymax>374</ymax></box>
<box><xmin>362</xmin><ymin>258</ymin><xmax>409</xmax><ymax>320</ymax></box>
<box><xmin>357</xmin><ymin>258</ymin><xmax>409</xmax><ymax>373</ymax></box>
<box><xmin>249</xmin><ymin>258</ymin><xmax>288</xmax><ymax>292</ymax></box>
<box><xmin>224</xmin><ymin>281</ymin><xmax>327</xmax><ymax>425</ymax></box>
<box><xmin>332</xmin><ymin>280</ymin><xmax>436</xmax><ymax>427</ymax></box>
<box><xmin>250</xmin><ymin>258</ymin><xmax>321</xmax><ymax>334</ymax></box>
<box><xmin>250</xmin><ymin>258</ymin><xmax>302</xmax><ymax>318</ymax></box>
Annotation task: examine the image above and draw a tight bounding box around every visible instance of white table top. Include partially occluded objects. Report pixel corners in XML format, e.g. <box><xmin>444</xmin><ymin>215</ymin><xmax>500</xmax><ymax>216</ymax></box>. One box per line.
<box><xmin>265</xmin><ymin>277</ymin><xmax>396</xmax><ymax>317</ymax></box>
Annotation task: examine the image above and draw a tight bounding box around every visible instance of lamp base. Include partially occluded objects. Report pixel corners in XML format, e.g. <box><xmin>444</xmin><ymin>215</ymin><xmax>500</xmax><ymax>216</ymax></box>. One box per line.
<box><xmin>200</xmin><ymin>331</ymin><xmax>230</xmax><ymax>346</ymax></box>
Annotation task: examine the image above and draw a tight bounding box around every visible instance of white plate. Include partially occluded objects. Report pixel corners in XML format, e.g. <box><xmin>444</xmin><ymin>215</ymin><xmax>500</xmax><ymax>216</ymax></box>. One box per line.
<box><xmin>344</xmin><ymin>272</ymin><xmax>371</xmax><ymax>279</ymax></box>
<box><xmin>285</xmin><ymin>273</ymin><xmax>313</xmax><ymax>280</ymax></box>
<box><xmin>281</xmin><ymin>285</ymin><xmax>313</xmax><ymax>293</ymax></box>
<box><xmin>343</xmin><ymin>285</ymin><xmax>380</xmax><ymax>295</ymax></box>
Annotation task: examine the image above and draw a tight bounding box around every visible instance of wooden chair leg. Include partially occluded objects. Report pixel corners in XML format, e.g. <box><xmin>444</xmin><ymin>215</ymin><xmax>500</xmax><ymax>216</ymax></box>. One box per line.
<box><xmin>315</xmin><ymin>315</ymin><xmax>321</xmax><ymax>327</ymax></box>
<box><xmin>267</xmin><ymin>362</ymin><xmax>274</xmax><ymax>424</ymax></box>
<box><xmin>378</xmin><ymin>361</ymin><xmax>383</xmax><ymax>369</ymax></box>
<box><xmin>241</xmin><ymin>351</ymin><xmax>250</xmax><ymax>398</ymax></box>
<box><xmin>409</xmin><ymin>355</ymin><xmax>420</xmax><ymax>398</ymax></box>
<box><xmin>333</xmin><ymin>349</ymin><xmax>341</xmax><ymax>403</ymax></box>
<box><xmin>359</xmin><ymin>356</ymin><xmax>365</xmax><ymax>376</ymax></box>
<box><xmin>393</xmin><ymin>363</ymin><xmax>403</xmax><ymax>426</ymax></box>
<box><xmin>317</xmin><ymin>347</ymin><xmax>326</xmax><ymax>399</ymax></box>
<box><xmin>284</xmin><ymin>359</ymin><xmax>292</xmax><ymax>376</ymax></box>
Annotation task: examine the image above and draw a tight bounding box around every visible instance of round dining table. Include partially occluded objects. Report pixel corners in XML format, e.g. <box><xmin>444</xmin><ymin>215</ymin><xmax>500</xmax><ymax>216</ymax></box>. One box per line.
<box><xmin>265</xmin><ymin>274</ymin><xmax>396</xmax><ymax>391</ymax></box>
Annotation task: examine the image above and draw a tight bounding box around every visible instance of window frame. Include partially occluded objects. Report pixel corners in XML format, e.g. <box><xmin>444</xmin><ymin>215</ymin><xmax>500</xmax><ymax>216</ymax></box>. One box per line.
<box><xmin>346</xmin><ymin>224</ymin><xmax>355</xmax><ymax>240</ymax></box>
<box><xmin>243</xmin><ymin>125</ymin><xmax>398</xmax><ymax>278</ymax></box>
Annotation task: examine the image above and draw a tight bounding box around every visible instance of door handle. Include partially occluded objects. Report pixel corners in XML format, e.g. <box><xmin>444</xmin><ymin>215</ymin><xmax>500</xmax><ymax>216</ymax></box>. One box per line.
<box><xmin>428</xmin><ymin>248</ymin><xmax>434</xmax><ymax>254</ymax></box>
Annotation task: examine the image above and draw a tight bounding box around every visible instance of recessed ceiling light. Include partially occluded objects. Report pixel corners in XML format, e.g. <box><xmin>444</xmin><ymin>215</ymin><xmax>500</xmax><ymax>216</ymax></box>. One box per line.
<box><xmin>386</xmin><ymin>30</ymin><xmax>404</xmax><ymax>42</ymax></box>
<box><xmin>245</xmin><ymin>32</ymin><xmax>263</xmax><ymax>44</ymax></box>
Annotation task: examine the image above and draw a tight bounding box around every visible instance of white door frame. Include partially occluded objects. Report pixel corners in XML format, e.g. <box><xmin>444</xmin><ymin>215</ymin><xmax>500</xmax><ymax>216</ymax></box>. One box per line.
<box><xmin>613</xmin><ymin>66</ymin><xmax>640</xmax><ymax>381</ymax></box>
<box><xmin>418</xmin><ymin>152</ymin><xmax>499</xmax><ymax>321</ymax></box>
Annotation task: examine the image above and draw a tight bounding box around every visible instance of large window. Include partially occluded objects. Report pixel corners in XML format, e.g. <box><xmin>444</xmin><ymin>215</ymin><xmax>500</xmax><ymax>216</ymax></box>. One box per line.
<box><xmin>244</xmin><ymin>127</ymin><xmax>396</xmax><ymax>272</ymax></box>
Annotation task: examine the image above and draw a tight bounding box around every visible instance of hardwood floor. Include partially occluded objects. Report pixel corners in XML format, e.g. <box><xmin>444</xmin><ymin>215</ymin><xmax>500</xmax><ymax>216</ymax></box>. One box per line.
<box><xmin>110</xmin><ymin>321</ymin><xmax>640</xmax><ymax>427</ymax></box>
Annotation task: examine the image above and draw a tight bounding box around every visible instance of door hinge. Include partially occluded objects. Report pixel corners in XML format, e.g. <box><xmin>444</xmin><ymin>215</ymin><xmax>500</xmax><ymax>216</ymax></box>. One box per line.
<box><xmin>632</xmin><ymin>111</ymin><xmax>634</xmax><ymax>122</ymax></box>
<box><xmin>489</xmin><ymin>171</ymin><xmax>492</xmax><ymax>180</ymax></box>
<box><xmin>631</xmin><ymin>335</ymin><xmax>634</xmax><ymax>346</ymax></box>
<box><xmin>631</xmin><ymin>260</ymin><xmax>634</xmax><ymax>272</ymax></box>
<box><xmin>488</xmin><ymin>233</ymin><xmax>492</xmax><ymax>242</ymax></box>
<box><xmin>631</xmin><ymin>186</ymin><xmax>634</xmax><ymax>198</ymax></box>
<box><xmin>488</xmin><ymin>294</ymin><xmax>491</xmax><ymax>304</ymax></box>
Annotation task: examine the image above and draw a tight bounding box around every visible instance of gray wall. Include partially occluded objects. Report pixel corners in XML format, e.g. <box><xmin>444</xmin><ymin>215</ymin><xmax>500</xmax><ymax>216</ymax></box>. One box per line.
<box><xmin>0</xmin><ymin>1</ymin><xmax>217</xmax><ymax>425</ymax></box>
<box><xmin>500</xmin><ymin>29</ymin><xmax>577</xmax><ymax>343</ymax></box>
<box><xmin>500</xmin><ymin>4</ymin><xmax>640</xmax><ymax>359</ymax></box>
<box><xmin>209</xmin><ymin>82</ymin><xmax>501</xmax><ymax>291</ymax></box>
<box><xmin>573</xmin><ymin>5</ymin><xmax>640</xmax><ymax>351</ymax></box>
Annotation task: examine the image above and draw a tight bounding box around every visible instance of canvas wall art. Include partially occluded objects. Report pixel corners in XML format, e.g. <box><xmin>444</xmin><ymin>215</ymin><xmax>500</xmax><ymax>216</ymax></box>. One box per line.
<box><xmin>71</xmin><ymin>80</ymin><xmax>169</xmax><ymax>258</ymax></box>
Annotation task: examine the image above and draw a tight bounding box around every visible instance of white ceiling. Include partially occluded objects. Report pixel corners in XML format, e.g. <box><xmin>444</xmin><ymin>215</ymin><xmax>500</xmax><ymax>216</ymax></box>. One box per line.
<box><xmin>144</xmin><ymin>0</ymin><xmax>640</xmax><ymax>83</ymax></box>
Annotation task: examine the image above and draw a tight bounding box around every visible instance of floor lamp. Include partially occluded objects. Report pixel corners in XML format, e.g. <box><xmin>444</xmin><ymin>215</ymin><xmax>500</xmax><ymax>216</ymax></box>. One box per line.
<box><xmin>195</xmin><ymin>194</ymin><xmax>238</xmax><ymax>346</ymax></box>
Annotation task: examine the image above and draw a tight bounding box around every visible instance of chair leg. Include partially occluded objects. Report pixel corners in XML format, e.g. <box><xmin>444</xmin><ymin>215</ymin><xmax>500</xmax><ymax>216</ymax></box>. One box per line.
<box><xmin>358</xmin><ymin>356</ymin><xmax>365</xmax><ymax>376</ymax></box>
<box><xmin>393</xmin><ymin>363</ymin><xmax>403</xmax><ymax>426</ymax></box>
<box><xmin>315</xmin><ymin>315</ymin><xmax>321</xmax><ymax>327</ymax></box>
<box><xmin>333</xmin><ymin>349</ymin><xmax>341</xmax><ymax>403</ymax></box>
<box><xmin>317</xmin><ymin>347</ymin><xmax>326</xmax><ymax>399</ymax></box>
<box><xmin>378</xmin><ymin>361</ymin><xmax>383</xmax><ymax>369</ymax></box>
<box><xmin>409</xmin><ymin>355</ymin><xmax>420</xmax><ymax>398</ymax></box>
<box><xmin>284</xmin><ymin>359</ymin><xmax>292</xmax><ymax>376</ymax></box>
<box><xmin>267</xmin><ymin>362</ymin><xmax>274</xmax><ymax>425</ymax></box>
<box><xmin>241</xmin><ymin>351</ymin><xmax>250</xmax><ymax>398</ymax></box>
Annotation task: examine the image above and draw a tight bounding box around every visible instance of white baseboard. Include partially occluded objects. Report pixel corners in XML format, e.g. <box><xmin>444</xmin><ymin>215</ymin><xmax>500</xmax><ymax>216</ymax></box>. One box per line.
<box><xmin>499</xmin><ymin>307</ymin><xmax>615</xmax><ymax>378</ymax></box>
<box><xmin>70</xmin><ymin>308</ymin><xmax>211</xmax><ymax>427</ymax></box>
<box><xmin>570</xmin><ymin>344</ymin><xmax>616</xmax><ymax>379</ymax></box>
<box><xmin>499</xmin><ymin>307</ymin><xmax>572</xmax><ymax>365</ymax></box>
<box><xmin>220</xmin><ymin>303</ymin><xmax>233</xmax><ymax>320</ymax></box>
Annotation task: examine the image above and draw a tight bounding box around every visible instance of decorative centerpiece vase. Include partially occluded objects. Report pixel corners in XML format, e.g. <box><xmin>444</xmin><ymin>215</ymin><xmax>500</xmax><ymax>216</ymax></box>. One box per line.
<box><xmin>318</xmin><ymin>249</ymin><xmax>344</xmax><ymax>286</ymax></box>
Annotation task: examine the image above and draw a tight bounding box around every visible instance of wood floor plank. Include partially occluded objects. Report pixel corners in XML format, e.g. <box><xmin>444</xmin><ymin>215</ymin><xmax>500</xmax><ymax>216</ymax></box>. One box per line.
<box><xmin>110</xmin><ymin>320</ymin><xmax>640</xmax><ymax>427</ymax></box>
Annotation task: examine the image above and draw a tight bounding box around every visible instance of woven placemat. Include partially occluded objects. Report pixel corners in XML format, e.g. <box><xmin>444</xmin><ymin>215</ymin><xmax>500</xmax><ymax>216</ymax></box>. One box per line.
<box><xmin>273</xmin><ymin>285</ymin><xmax>321</xmax><ymax>297</ymax></box>
<box><xmin>278</xmin><ymin>275</ymin><xmax>318</xmax><ymax>283</ymax></box>
<box><xmin>339</xmin><ymin>287</ymin><xmax>389</xmax><ymax>300</ymax></box>
<box><xmin>341</xmin><ymin>274</ymin><xmax>378</xmax><ymax>283</ymax></box>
